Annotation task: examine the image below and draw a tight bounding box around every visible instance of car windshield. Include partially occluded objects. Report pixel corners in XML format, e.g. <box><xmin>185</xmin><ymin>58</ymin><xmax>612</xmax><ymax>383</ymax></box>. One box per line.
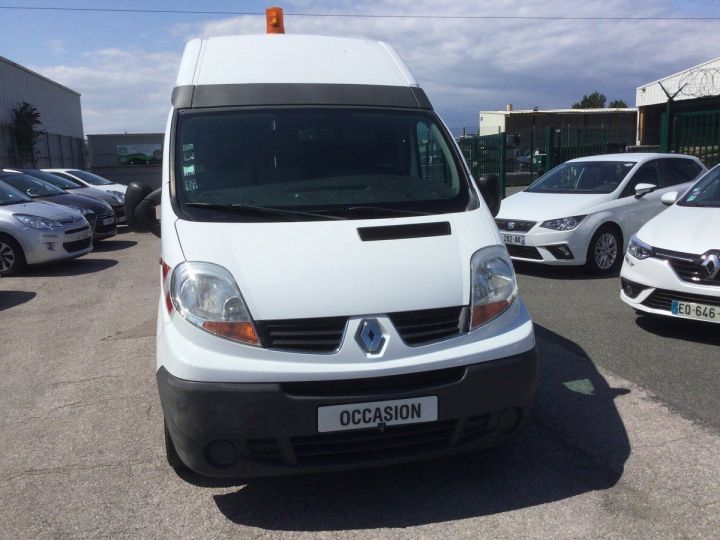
<box><xmin>679</xmin><ymin>166</ymin><xmax>720</xmax><ymax>208</ymax></box>
<box><xmin>0</xmin><ymin>181</ymin><xmax>32</xmax><ymax>205</ymax></box>
<box><xmin>21</xmin><ymin>169</ymin><xmax>81</xmax><ymax>190</ymax></box>
<box><xmin>0</xmin><ymin>173</ymin><xmax>66</xmax><ymax>197</ymax></box>
<box><xmin>174</xmin><ymin>108</ymin><xmax>471</xmax><ymax>221</ymax></box>
<box><xmin>68</xmin><ymin>170</ymin><xmax>114</xmax><ymax>186</ymax></box>
<box><xmin>526</xmin><ymin>161</ymin><xmax>636</xmax><ymax>194</ymax></box>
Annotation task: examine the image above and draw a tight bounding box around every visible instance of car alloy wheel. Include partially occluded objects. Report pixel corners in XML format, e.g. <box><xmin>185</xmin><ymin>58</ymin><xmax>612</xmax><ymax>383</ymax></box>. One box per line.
<box><xmin>0</xmin><ymin>235</ymin><xmax>27</xmax><ymax>276</ymax></box>
<box><xmin>594</xmin><ymin>232</ymin><xmax>618</xmax><ymax>270</ymax></box>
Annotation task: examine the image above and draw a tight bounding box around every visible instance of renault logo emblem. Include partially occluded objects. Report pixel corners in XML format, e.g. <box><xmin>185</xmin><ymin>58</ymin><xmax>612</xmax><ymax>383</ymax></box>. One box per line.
<box><xmin>701</xmin><ymin>253</ymin><xmax>720</xmax><ymax>280</ymax></box>
<box><xmin>356</xmin><ymin>319</ymin><xmax>385</xmax><ymax>354</ymax></box>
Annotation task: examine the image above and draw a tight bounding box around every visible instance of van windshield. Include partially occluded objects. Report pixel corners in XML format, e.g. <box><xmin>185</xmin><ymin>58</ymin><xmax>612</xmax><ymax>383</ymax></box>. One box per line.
<box><xmin>174</xmin><ymin>108</ymin><xmax>471</xmax><ymax>221</ymax></box>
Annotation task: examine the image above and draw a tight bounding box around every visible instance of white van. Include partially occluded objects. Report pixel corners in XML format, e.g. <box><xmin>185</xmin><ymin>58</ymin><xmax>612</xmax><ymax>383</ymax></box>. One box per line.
<box><xmin>126</xmin><ymin>29</ymin><xmax>538</xmax><ymax>477</ymax></box>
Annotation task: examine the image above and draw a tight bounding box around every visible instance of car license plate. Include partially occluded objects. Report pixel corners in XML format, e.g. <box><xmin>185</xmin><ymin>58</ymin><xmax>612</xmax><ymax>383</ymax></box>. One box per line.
<box><xmin>101</xmin><ymin>217</ymin><xmax>115</xmax><ymax>225</ymax></box>
<box><xmin>671</xmin><ymin>300</ymin><xmax>720</xmax><ymax>322</ymax></box>
<box><xmin>317</xmin><ymin>396</ymin><xmax>438</xmax><ymax>433</ymax></box>
<box><xmin>65</xmin><ymin>228</ymin><xmax>91</xmax><ymax>242</ymax></box>
<box><xmin>503</xmin><ymin>233</ymin><xmax>525</xmax><ymax>246</ymax></box>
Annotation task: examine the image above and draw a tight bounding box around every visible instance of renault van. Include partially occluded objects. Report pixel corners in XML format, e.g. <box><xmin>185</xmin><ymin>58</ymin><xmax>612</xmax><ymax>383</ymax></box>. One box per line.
<box><xmin>126</xmin><ymin>25</ymin><xmax>538</xmax><ymax>477</ymax></box>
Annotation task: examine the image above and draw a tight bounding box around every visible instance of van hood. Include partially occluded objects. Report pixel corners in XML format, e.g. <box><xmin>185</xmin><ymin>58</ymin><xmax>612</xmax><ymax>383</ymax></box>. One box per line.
<box><xmin>498</xmin><ymin>191</ymin><xmax>614</xmax><ymax>222</ymax></box>
<box><xmin>637</xmin><ymin>204</ymin><xmax>720</xmax><ymax>254</ymax></box>
<box><xmin>174</xmin><ymin>211</ymin><xmax>496</xmax><ymax>320</ymax></box>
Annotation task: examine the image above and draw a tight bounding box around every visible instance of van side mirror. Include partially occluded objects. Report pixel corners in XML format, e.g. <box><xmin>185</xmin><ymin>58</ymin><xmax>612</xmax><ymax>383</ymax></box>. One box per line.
<box><xmin>475</xmin><ymin>174</ymin><xmax>501</xmax><ymax>217</ymax></box>
<box><xmin>661</xmin><ymin>191</ymin><xmax>679</xmax><ymax>206</ymax></box>
<box><xmin>125</xmin><ymin>182</ymin><xmax>161</xmax><ymax>237</ymax></box>
<box><xmin>634</xmin><ymin>183</ymin><xmax>657</xmax><ymax>198</ymax></box>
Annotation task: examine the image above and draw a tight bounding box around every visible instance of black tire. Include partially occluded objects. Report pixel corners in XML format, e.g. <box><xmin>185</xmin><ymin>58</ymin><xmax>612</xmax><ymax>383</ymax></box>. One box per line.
<box><xmin>585</xmin><ymin>225</ymin><xmax>622</xmax><ymax>275</ymax></box>
<box><xmin>164</xmin><ymin>420</ymin><xmax>186</xmax><ymax>470</ymax></box>
<box><xmin>0</xmin><ymin>233</ymin><xmax>27</xmax><ymax>276</ymax></box>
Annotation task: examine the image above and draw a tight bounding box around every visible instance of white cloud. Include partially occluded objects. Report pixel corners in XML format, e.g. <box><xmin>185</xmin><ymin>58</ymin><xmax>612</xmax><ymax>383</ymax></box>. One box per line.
<box><xmin>31</xmin><ymin>49</ymin><xmax>180</xmax><ymax>134</ymax></box>
<box><xmin>27</xmin><ymin>0</ymin><xmax>720</xmax><ymax>135</ymax></box>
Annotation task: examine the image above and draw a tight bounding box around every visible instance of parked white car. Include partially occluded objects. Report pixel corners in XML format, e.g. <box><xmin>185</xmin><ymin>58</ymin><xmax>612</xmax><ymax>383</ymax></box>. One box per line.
<box><xmin>496</xmin><ymin>154</ymin><xmax>706</xmax><ymax>273</ymax></box>
<box><xmin>620</xmin><ymin>164</ymin><xmax>720</xmax><ymax>324</ymax></box>
<box><xmin>42</xmin><ymin>169</ymin><xmax>127</xmax><ymax>201</ymax></box>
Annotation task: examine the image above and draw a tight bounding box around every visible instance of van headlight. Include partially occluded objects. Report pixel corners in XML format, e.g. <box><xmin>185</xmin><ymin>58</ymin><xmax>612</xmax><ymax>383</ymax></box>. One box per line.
<box><xmin>170</xmin><ymin>261</ymin><xmax>260</xmax><ymax>345</ymax></box>
<box><xmin>627</xmin><ymin>236</ymin><xmax>653</xmax><ymax>260</ymax></box>
<box><xmin>470</xmin><ymin>245</ymin><xmax>517</xmax><ymax>329</ymax></box>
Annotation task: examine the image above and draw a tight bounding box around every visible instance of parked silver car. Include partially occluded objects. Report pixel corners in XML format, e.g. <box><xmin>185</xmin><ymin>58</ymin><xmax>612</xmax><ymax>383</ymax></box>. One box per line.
<box><xmin>0</xmin><ymin>181</ymin><xmax>92</xmax><ymax>276</ymax></box>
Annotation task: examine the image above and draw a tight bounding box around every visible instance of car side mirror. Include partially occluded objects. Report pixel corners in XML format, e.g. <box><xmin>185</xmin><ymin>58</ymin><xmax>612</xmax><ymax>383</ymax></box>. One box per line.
<box><xmin>634</xmin><ymin>183</ymin><xmax>657</xmax><ymax>198</ymax></box>
<box><xmin>661</xmin><ymin>191</ymin><xmax>679</xmax><ymax>206</ymax></box>
<box><xmin>125</xmin><ymin>182</ymin><xmax>161</xmax><ymax>237</ymax></box>
<box><xmin>475</xmin><ymin>174</ymin><xmax>501</xmax><ymax>217</ymax></box>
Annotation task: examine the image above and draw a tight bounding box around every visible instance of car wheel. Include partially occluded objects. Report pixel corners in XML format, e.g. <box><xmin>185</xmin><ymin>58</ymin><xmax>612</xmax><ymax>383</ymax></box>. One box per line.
<box><xmin>164</xmin><ymin>420</ymin><xmax>186</xmax><ymax>470</ymax></box>
<box><xmin>586</xmin><ymin>225</ymin><xmax>622</xmax><ymax>275</ymax></box>
<box><xmin>0</xmin><ymin>234</ymin><xmax>27</xmax><ymax>276</ymax></box>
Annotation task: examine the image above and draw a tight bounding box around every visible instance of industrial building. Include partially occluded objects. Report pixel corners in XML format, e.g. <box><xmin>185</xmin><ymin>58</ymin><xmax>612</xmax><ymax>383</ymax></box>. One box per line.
<box><xmin>636</xmin><ymin>56</ymin><xmax>720</xmax><ymax>166</ymax></box>
<box><xmin>479</xmin><ymin>106</ymin><xmax>637</xmax><ymax>152</ymax></box>
<box><xmin>87</xmin><ymin>133</ymin><xmax>163</xmax><ymax>189</ymax></box>
<box><xmin>0</xmin><ymin>56</ymin><xmax>84</xmax><ymax>169</ymax></box>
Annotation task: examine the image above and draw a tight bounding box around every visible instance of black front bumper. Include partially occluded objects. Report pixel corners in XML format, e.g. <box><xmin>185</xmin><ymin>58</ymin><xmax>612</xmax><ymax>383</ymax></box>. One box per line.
<box><xmin>158</xmin><ymin>348</ymin><xmax>538</xmax><ymax>478</ymax></box>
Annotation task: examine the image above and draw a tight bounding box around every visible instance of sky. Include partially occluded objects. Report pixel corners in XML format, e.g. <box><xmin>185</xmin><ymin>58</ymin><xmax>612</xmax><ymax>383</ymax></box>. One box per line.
<box><xmin>1</xmin><ymin>0</ymin><xmax>720</xmax><ymax>136</ymax></box>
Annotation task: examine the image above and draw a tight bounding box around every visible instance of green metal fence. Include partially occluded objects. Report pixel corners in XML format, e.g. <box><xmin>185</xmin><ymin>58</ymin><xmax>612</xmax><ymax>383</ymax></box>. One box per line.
<box><xmin>457</xmin><ymin>133</ymin><xmax>506</xmax><ymax>197</ymax></box>
<box><xmin>669</xmin><ymin>110</ymin><xmax>720</xmax><ymax>168</ymax></box>
<box><xmin>544</xmin><ymin>127</ymin><xmax>609</xmax><ymax>170</ymax></box>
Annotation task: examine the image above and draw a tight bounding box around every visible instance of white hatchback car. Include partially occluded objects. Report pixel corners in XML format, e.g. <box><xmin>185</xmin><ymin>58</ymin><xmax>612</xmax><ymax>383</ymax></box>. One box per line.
<box><xmin>621</xmin><ymin>164</ymin><xmax>720</xmax><ymax>324</ymax></box>
<box><xmin>496</xmin><ymin>154</ymin><xmax>706</xmax><ymax>273</ymax></box>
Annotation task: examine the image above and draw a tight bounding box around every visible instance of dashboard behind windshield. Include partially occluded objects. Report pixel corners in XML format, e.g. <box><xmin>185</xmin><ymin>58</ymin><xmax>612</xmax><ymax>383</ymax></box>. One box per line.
<box><xmin>679</xmin><ymin>166</ymin><xmax>720</xmax><ymax>207</ymax></box>
<box><xmin>173</xmin><ymin>108</ymin><xmax>471</xmax><ymax>221</ymax></box>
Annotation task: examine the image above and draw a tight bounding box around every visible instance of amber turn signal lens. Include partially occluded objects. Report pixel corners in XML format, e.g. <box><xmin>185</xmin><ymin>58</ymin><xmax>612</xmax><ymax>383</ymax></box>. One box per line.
<box><xmin>202</xmin><ymin>321</ymin><xmax>260</xmax><ymax>345</ymax></box>
<box><xmin>471</xmin><ymin>300</ymin><xmax>510</xmax><ymax>328</ymax></box>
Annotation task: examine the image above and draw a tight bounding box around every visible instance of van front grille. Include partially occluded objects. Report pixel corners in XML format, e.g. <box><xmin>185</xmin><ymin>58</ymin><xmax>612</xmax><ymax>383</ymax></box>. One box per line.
<box><xmin>389</xmin><ymin>306</ymin><xmax>465</xmax><ymax>345</ymax></box>
<box><xmin>255</xmin><ymin>317</ymin><xmax>348</xmax><ymax>352</ymax></box>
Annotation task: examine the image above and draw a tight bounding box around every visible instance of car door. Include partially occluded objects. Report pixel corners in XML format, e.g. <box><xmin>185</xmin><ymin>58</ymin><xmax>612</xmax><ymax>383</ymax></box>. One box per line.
<box><xmin>607</xmin><ymin>160</ymin><xmax>664</xmax><ymax>241</ymax></box>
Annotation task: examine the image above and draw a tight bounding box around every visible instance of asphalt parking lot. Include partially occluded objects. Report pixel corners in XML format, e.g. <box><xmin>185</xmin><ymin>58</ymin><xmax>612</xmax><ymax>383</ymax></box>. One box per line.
<box><xmin>1</xmin><ymin>229</ymin><xmax>719</xmax><ymax>538</ymax></box>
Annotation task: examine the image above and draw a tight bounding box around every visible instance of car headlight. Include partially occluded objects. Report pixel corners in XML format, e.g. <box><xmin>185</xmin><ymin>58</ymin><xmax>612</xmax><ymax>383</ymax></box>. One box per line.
<box><xmin>66</xmin><ymin>205</ymin><xmax>94</xmax><ymax>216</ymax></box>
<box><xmin>109</xmin><ymin>190</ymin><xmax>125</xmax><ymax>202</ymax></box>
<box><xmin>170</xmin><ymin>261</ymin><xmax>259</xmax><ymax>345</ymax></box>
<box><xmin>470</xmin><ymin>245</ymin><xmax>518</xmax><ymax>329</ymax></box>
<box><xmin>13</xmin><ymin>214</ymin><xmax>63</xmax><ymax>230</ymax></box>
<box><xmin>540</xmin><ymin>215</ymin><xmax>587</xmax><ymax>231</ymax></box>
<box><xmin>627</xmin><ymin>235</ymin><xmax>653</xmax><ymax>260</ymax></box>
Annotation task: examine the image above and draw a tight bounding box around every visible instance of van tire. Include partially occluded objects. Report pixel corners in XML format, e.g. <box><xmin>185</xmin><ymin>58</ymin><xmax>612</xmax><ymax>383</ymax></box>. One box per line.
<box><xmin>164</xmin><ymin>420</ymin><xmax>186</xmax><ymax>469</ymax></box>
<box><xmin>585</xmin><ymin>225</ymin><xmax>622</xmax><ymax>275</ymax></box>
<box><xmin>0</xmin><ymin>234</ymin><xmax>27</xmax><ymax>276</ymax></box>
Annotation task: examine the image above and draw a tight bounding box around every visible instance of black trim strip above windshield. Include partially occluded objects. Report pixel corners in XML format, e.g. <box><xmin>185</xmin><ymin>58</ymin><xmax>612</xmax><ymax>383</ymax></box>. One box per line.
<box><xmin>172</xmin><ymin>83</ymin><xmax>432</xmax><ymax>110</ymax></box>
<box><xmin>357</xmin><ymin>222</ymin><xmax>451</xmax><ymax>241</ymax></box>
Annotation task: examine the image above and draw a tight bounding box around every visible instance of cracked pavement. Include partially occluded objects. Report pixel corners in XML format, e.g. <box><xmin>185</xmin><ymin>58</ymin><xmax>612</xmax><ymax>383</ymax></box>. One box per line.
<box><xmin>0</xmin><ymin>230</ymin><xmax>718</xmax><ymax>538</ymax></box>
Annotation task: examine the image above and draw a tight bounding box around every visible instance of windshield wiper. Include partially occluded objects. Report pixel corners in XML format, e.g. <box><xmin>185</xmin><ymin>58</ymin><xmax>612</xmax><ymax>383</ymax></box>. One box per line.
<box><xmin>185</xmin><ymin>202</ymin><xmax>346</xmax><ymax>220</ymax></box>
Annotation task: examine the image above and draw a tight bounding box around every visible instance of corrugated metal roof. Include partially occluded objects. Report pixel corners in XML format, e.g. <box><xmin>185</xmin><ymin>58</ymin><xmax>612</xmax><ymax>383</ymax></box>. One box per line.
<box><xmin>0</xmin><ymin>56</ymin><xmax>80</xmax><ymax>96</ymax></box>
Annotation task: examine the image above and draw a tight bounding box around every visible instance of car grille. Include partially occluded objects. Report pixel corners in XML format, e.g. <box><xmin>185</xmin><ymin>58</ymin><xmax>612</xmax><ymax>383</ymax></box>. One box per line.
<box><xmin>389</xmin><ymin>306</ymin><xmax>465</xmax><ymax>346</ymax></box>
<box><xmin>654</xmin><ymin>248</ymin><xmax>720</xmax><ymax>286</ymax></box>
<box><xmin>246</xmin><ymin>414</ymin><xmax>492</xmax><ymax>466</ymax></box>
<box><xmin>506</xmin><ymin>245</ymin><xmax>543</xmax><ymax>260</ymax></box>
<box><xmin>63</xmin><ymin>236</ymin><xmax>92</xmax><ymax>253</ymax></box>
<box><xmin>113</xmin><ymin>205</ymin><xmax>126</xmax><ymax>218</ymax></box>
<box><xmin>495</xmin><ymin>219</ymin><xmax>536</xmax><ymax>232</ymax></box>
<box><xmin>256</xmin><ymin>307</ymin><xmax>465</xmax><ymax>352</ymax></box>
<box><xmin>641</xmin><ymin>289</ymin><xmax>720</xmax><ymax>311</ymax></box>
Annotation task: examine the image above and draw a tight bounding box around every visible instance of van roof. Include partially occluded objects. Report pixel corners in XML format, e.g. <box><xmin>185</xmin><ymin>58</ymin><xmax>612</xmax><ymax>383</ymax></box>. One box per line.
<box><xmin>172</xmin><ymin>34</ymin><xmax>431</xmax><ymax>111</ymax></box>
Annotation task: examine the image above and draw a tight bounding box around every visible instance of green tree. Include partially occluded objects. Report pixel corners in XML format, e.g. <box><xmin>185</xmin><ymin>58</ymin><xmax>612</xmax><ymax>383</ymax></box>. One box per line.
<box><xmin>608</xmin><ymin>99</ymin><xmax>628</xmax><ymax>108</ymax></box>
<box><xmin>571</xmin><ymin>92</ymin><xmax>606</xmax><ymax>109</ymax></box>
<box><xmin>11</xmin><ymin>102</ymin><xmax>43</xmax><ymax>167</ymax></box>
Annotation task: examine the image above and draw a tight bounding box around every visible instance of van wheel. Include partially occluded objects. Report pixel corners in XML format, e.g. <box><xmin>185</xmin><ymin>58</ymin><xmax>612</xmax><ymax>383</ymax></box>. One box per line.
<box><xmin>0</xmin><ymin>234</ymin><xmax>27</xmax><ymax>276</ymax></box>
<box><xmin>586</xmin><ymin>225</ymin><xmax>622</xmax><ymax>275</ymax></box>
<box><xmin>164</xmin><ymin>420</ymin><xmax>186</xmax><ymax>470</ymax></box>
